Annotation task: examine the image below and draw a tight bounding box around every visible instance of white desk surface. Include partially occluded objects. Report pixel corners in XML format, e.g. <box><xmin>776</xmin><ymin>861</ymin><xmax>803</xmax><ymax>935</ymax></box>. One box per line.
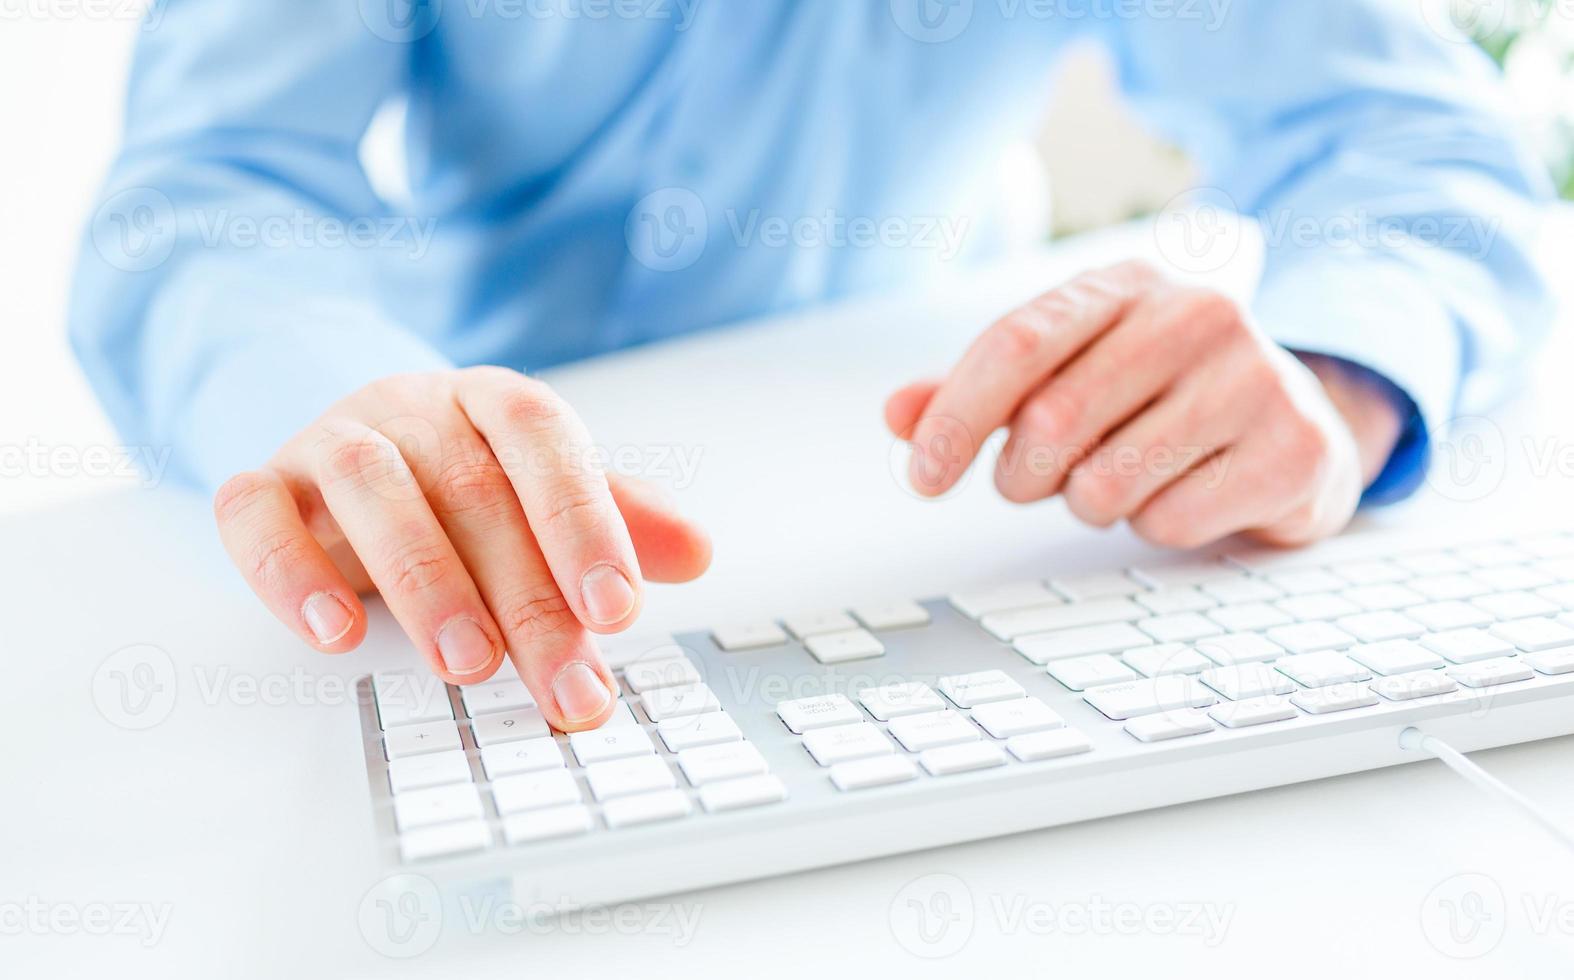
<box><xmin>5</xmin><ymin>224</ymin><xmax>1574</xmax><ymax>978</ymax></box>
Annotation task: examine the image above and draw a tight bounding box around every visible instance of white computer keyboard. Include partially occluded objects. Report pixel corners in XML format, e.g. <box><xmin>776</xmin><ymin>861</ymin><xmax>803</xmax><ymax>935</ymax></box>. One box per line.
<box><xmin>355</xmin><ymin>526</ymin><xmax>1574</xmax><ymax>907</ymax></box>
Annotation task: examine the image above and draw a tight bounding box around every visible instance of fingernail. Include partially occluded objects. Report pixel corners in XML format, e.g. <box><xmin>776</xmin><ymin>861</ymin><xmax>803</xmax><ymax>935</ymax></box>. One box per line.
<box><xmin>437</xmin><ymin>617</ymin><xmax>495</xmax><ymax>676</ymax></box>
<box><xmin>552</xmin><ymin>662</ymin><xmax>612</xmax><ymax>723</ymax></box>
<box><xmin>580</xmin><ymin>563</ymin><xmax>636</xmax><ymax>626</ymax></box>
<box><xmin>302</xmin><ymin>592</ymin><xmax>354</xmax><ymax>644</ymax></box>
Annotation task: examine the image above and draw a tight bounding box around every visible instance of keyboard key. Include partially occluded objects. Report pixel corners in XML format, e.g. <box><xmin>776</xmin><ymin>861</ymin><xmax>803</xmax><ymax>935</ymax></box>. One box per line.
<box><xmin>640</xmin><ymin>683</ymin><xmax>720</xmax><ymax>722</ymax></box>
<box><xmin>699</xmin><ymin>775</ymin><xmax>788</xmax><ymax>813</ymax></box>
<box><xmin>1006</xmin><ymin>728</ymin><xmax>1092</xmax><ymax>761</ymax></box>
<box><xmin>460</xmin><ymin>679</ymin><xmax>535</xmax><ymax>717</ymax></box>
<box><xmin>393</xmin><ymin>783</ymin><xmax>484</xmax><ymax>831</ymax></box>
<box><xmin>501</xmin><ymin>804</ymin><xmax>592</xmax><ymax>844</ymax></box>
<box><xmin>1266</xmin><ymin>569</ymin><xmax>1346</xmax><ymax>596</ymax></box>
<box><xmin>1541</xmin><ymin>583</ymin><xmax>1574</xmax><ymax>609</ymax></box>
<box><xmin>1448</xmin><ymin>658</ymin><xmax>1535</xmax><ymax>689</ymax></box>
<box><xmin>1124</xmin><ymin>709</ymin><xmax>1214</xmax><ymax>743</ymax></box>
<box><xmin>1524</xmin><ymin>648</ymin><xmax>1574</xmax><ymax>675</ymax></box>
<box><xmin>1133</xmin><ymin>560</ymin><xmax>1242</xmax><ymax>588</ymax></box>
<box><xmin>1291</xmin><ymin>683</ymin><xmax>1379</xmax><ymax>715</ymax></box>
<box><xmin>1347</xmin><ymin>640</ymin><xmax>1444</xmax><ymax>676</ymax></box>
<box><xmin>858</xmin><ymin>682</ymin><xmax>945</xmax><ymax>720</ymax></box>
<box><xmin>970</xmin><ymin>697</ymin><xmax>1064</xmax><ymax>738</ymax></box>
<box><xmin>919</xmin><ymin>741</ymin><xmax>1007</xmax><ymax>776</ymax></box>
<box><xmin>1266</xmin><ymin>621</ymin><xmax>1355</xmax><ymax>654</ymax></box>
<box><xmin>388</xmin><ymin>749</ymin><xmax>472</xmax><ymax>794</ymax></box>
<box><xmin>479</xmin><ymin>737</ymin><xmax>564</xmax><ymax>779</ymax></box>
<box><xmin>1207</xmin><ymin>602</ymin><xmax>1293</xmax><ymax>632</ymax></box>
<box><xmin>949</xmin><ymin>582</ymin><xmax>1061</xmax><ymax>619</ymax></box>
<box><xmin>887</xmin><ymin>710</ymin><xmax>980</xmax><ymax>751</ymax></box>
<box><xmin>624</xmin><ymin>656</ymin><xmax>701</xmax><ymax>694</ymax></box>
<box><xmin>492</xmin><ymin>769</ymin><xmax>580</xmax><ymax>813</ymax></box>
<box><xmin>782</xmin><ymin>611</ymin><xmax>859</xmax><ymax>639</ymax></box>
<box><xmin>1049</xmin><ymin>571</ymin><xmax>1145</xmax><ymax>600</ymax></box>
<box><xmin>1371</xmin><ymin>671</ymin><xmax>1459</xmax><ymax>701</ymax></box>
<box><xmin>1083</xmin><ymin>677</ymin><xmax>1216</xmax><ymax>720</ymax></box>
<box><xmin>1473</xmin><ymin>565</ymin><xmax>1554</xmax><ymax>592</ymax></box>
<box><xmin>1275</xmin><ymin>651</ymin><xmax>1371</xmax><ymax>688</ymax></box>
<box><xmin>384</xmin><ymin>720</ymin><xmax>463</xmax><ymax>760</ymax></box>
<box><xmin>1409</xmin><ymin>574</ymin><xmax>1490</xmax><ymax>601</ymax></box>
<box><xmin>804</xmin><ymin>628</ymin><xmax>885</xmax><ymax>664</ymax></box>
<box><xmin>1210</xmin><ymin>694</ymin><xmax>1298</xmax><ymax>728</ymax></box>
<box><xmin>1200</xmin><ymin>663</ymin><xmax>1296</xmax><ymax>700</ymax></box>
<box><xmin>1201</xmin><ymin>578</ymin><xmax>1284</xmax><ymax>604</ymax></box>
<box><xmin>1135</xmin><ymin>588</ymin><xmax>1216</xmax><ymax>615</ymax></box>
<box><xmin>1408</xmin><ymin>601</ymin><xmax>1494</xmax><ymax>631</ymax></box>
<box><xmin>1457</xmin><ymin>543</ymin><xmax>1533</xmax><ymax>567</ymax></box>
<box><xmin>1397</xmin><ymin>552</ymin><xmax>1471</xmax><ymax>576</ymax></box>
<box><xmin>677</xmin><ymin>741</ymin><xmax>769</xmax><ymax>786</ymax></box>
<box><xmin>602</xmin><ymin>789</ymin><xmax>693</xmax><ymax>829</ymax></box>
<box><xmin>373</xmin><ymin>671</ymin><xmax>454</xmax><ymax>730</ymax></box>
<box><xmin>1519</xmin><ymin>534</ymin><xmax>1574</xmax><ymax>559</ymax></box>
<box><xmin>937</xmin><ymin>670</ymin><xmax>1026</xmax><ymax>708</ymax></box>
<box><xmin>1136</xmin><ymin>613</ymin><xmax>1223</xmax><ymax>644</ymax></box>
<box><xmin>1490</xmin><ymin>617</ymin><xmax>1574</xmax><ymax>652</ymax></box>
<box><xmin>1473</xmin><ymin>591</ymin><xmax>1560</xmax><ymax>621</ymax></box>
<box><xmin>656</xmin><ymin>710</ymin><xmax>743</xmax><ymax>752</ymax></box>
<box><xmin>585</xmin><ymin>755</ymin><xmax>676</xmax><ymax>801</ymax></box>
<box><xmin>1121</xmin><ymin>644</ymin><xmax>1213</xmax><ymax>677</ymax></box>
<box><xmin>852</xmin><ymin>600</ymin><xmax>931</xmax><ymax>631</ymax></box>
<box><xmin>1420</xmin><ymin>628</ymin><xmax>1516</xmax><ymax>664</ymax></box>
<box><xmin>1193</xmin><ymin>633</ymin><xmax>1285</xmax><ymax>666</ymax></box>
<box><xmin>1276</xmin><ymin>593</ymin><xmax>1361</xmax><ymax>622</ymax></box>
<box><xmin>802</xmin><ymin>722</ymin><xmax>895</xmax><ymax>765</ymax></box>
<box><xmin>400</xmin><ymin>820</ymin><xmax>490</xmax><ymax>862</ymax></box>
<box><xmin>1330</xmin><ymin>560</ymin><xmax>1407</xmax><ymax>585</ymax></box>
<box><xmin>472</xmin><ymin>708</ymin><xmax>550</xmax><ymax>747</ymax></box>
<box><xmin>982</xmin><ymin>598</ymin><xmax>1145</xmax><ymax>642</ymax></box>
<box><xmin>1047</xmin><ymin>654</ymin><xmax>1138</xmax><ymax>691</ymax></box>
<box><xmin>1337</xmin><ymin>611</ymin><xmax>1425</xmax><ymax>643</ymax></box>
<box><xmin>776</xmin><ymin>694</ymin><xmax>863</xmax><ymax>733</ymax></box>
<box><xmin>595</xmin><ymin>633</ymin><xmax>682</xmax><ymax>669</ymax></box>
<box><xmin>1342</xmin><ymin>584</ymin><xmax>1426</xmax><ymax>611</ymax></box>
<box><xmin>829</xmin><ymin>755</ymin><xmax>919</xmax><ymax>791</ymax></box>
<box><xmin>1012</xmin><ymin>622</ymin><xmax>1151</xmax><ymax>664</ymax></box>
<box><xmin>711</xmin><ymin>622</ymin><xmax>789</xmax><ymax>652</ymax></box>
<box><xmin>568</xmin><ymin>725</ymin><xmax>656</xmax><ymax>765</ymax></box>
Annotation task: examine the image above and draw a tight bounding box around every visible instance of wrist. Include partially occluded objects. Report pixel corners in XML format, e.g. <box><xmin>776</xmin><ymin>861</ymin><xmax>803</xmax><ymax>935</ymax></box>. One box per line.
<box><xmin>1295</xmin><ymin>352</ymin><xmax>1406</xmax><ymax>487</ymax></box>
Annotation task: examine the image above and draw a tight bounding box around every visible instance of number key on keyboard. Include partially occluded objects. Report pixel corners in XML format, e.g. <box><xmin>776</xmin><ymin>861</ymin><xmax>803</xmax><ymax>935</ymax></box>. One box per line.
<box><xmin>887</xmin><ymin>710</ymin><xmax>980</xmax><ymax>751</ymax></box>
<box><xmin>388</xmin><ymin>749</ymin><xmax>472</xmax><ymax>793</ymax></box>
<box><xmin>1047</xmin><ymin>654</ymin><xmax>1138</xmax><ymax>691</ymax></box>
<box><xmin>502</xmin><ymin>804</ymin><xmax>593</xmax><ymax>844</ymax></box>
<box><xmin>656</xmin><ymin>710</ymin><xmax>743</xmax><ymax>752</ymax></box>
<box><xmin>1124</xmin><ymin>709</ymin><xmax>1214</xmax><ymax>743</ymax></box>
<box><xmin>802</xmin><ymin>722</ymin><xmax>895</xmax><ymax>765</ymax></box>
<box><xmin>472</xmin><ymin>708</ymin><xmax>550</xmax><ymax>747</ymax></box>
<box><xmin>602</xmin><ymin>789</ymin><xmax>693</xmax><ymax>829</ymax></box>
<box><xmin>699</xmin><ymin>775</ymin><xmax>788</xmax><ymax>813</ymax></box>
<box><xmin>829</xmin><ymin>755</ymin><xmax>919</xmax><ymax>791</ymax></box>
<box><xmin>492</xmin><ymin>769</ymin><xmax>581</xmax><ymax>814</ymax></box>
<box><xmin>479</xmin><ymin>737</ymin><xmax>564</xmax><ymax>779</ymax></box>
<box><xmin>919</xmin><ymin>741</ymin><xmax>1007</xmax><ymax>776</ymax></box>
<box><xmin>569</xmin><ymin>724</ymin><xmax>656</xmax><ymax>765</ymax></box>
<box><xmin>938</xmin><ymin>670</ymin><xmax>1025</xmax><ymax>708</ymax></box>
<box><xmin>585</xmin><ymin>755</ymin><xmax>676</xmax><ymax>801</ymax></box>
<box><xmin>970</xmin><ymin>697</ymin><xmax>1064</xmax><ymax>738</ymax></box>
<box><xmin>804</xmin><ymin>628</ymin><xmax>885</xmax><ymax>664</ymax></box>
<box><xmin>1005</xmin><ymin>728</ymin><xmax>1092</xmax><ymax>761</ymax></box>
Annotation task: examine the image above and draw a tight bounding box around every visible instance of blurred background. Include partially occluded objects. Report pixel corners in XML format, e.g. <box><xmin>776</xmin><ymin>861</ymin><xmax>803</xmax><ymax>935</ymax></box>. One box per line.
<box><xmin>3</xmin><ymin>0</ymin><xmax>1571</xmax><ymax>516</ymax></box>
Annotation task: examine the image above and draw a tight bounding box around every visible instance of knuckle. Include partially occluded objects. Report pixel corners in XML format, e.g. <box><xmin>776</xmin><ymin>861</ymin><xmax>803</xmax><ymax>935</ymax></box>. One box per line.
<box><xmin>317</xmin><ymin>431</ymin><xmax>396</xmax><ymax>489</ymax></box>
<box><xmin>538</xmin><ymin>487</ymin><xmax>607</xmax><ymax>535</ymax></box>
<box><xmin>989</xmin><ymin>306</ymin><xmax>1055</xmax><ymax>360</ymax></box>
<box><xmin>1064</xmin><ymin>472</ymin><xmax>1126</xmax><ymax>528</ymax></box>
<box><xmin>243</xmin><ymin>533</ymin><xmax>314</xmax><ymax>594</ymax></box>
<box><xmin>495</xmin><ymin>589</ymin><xmax>577</xmax><ymax>645</ymax></box>
<box><xmin>379</xmin><ymin>539</ymin><xmax>453</xmax><ymax>598</ymax></box>
<box><xmin>497</xmin><ymin>379</ymin><xmax>566</xmax><ymax>432</ymax></box>
<box><xmin>429</xmin><ymin>454</ymin><xmax>515</xmax><ymax>522</ymax></box>
<box><xmin>1111</xmin><ymin>257</ymin><xmax>1159</xmax><ymax>285</ymax></box>
<box><xmin>213</xmin><ymin>471</ymin><xmax>272</xmax><ymax>527</ymax></box>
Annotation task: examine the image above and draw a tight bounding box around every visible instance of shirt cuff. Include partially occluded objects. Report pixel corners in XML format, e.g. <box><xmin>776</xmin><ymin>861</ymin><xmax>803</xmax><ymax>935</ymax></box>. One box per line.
<box><xmin>174</xmin><ymin>311</ymin><xmax>452</xmax><ymax>491</ymax></box>
<box><xmin>1252</xmin><ymin>253</ymin><xmax>1462</xmax><ymax>508</ymax></box>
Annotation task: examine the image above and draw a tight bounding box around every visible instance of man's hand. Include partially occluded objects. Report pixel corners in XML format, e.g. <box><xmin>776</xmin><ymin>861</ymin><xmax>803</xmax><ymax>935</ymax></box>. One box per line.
<box><xmin>886</xmin><ymin>260</ymin><xmax>1405</xmax><ymax>549</ymax></box>
<box><xmin>213</xmin><ymin>367</ymin><xmax>711</xmax><ymax>731</ymax></box>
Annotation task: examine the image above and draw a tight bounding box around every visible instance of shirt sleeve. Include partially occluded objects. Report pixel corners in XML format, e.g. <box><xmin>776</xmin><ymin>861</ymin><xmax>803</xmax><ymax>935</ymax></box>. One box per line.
<box><xmin>1100</xmin><ymin>0</ymin><xmax>1555</xmax><ymax>504</ymax></box>
<box><xmin>68</xmin><ymin>0</ymin><xmax>450</xmax><ymax>492</ymax></box>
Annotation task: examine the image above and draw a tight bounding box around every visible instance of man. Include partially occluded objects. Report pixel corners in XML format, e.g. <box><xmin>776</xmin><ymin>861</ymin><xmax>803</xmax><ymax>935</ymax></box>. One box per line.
<box><xmin>71</xmin><ymin>1</ymin><xmax>1552</xmax><ymax>731</ymax></box>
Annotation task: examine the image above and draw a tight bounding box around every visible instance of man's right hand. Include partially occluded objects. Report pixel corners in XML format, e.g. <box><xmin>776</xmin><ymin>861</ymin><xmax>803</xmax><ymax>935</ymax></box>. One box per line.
<box><xmin>212</xmin><ymin>367</ymin><xmax>711</xmax><ymax>731</ymax></box>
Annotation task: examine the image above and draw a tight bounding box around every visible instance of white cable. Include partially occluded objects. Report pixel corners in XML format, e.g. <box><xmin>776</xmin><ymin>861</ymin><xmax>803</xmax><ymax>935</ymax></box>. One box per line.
<box><xmin>1399</xmin><ymin>726</ymin><xmax>1574</xmax><ymax>854</ymax></box>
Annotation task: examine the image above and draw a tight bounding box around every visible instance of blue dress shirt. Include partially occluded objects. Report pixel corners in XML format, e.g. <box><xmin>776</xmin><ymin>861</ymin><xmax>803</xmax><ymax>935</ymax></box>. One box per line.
<box><xmin>70</xmin><ymin>0</ymin><xmax>1554</xmax><ymax>496</ymax></box>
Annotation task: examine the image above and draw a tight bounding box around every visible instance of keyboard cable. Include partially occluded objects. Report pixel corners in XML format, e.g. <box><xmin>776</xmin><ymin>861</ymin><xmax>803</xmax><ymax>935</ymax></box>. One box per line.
<box><xmin>1398</xmin><ymin>726</ymin><xmax>1574</xmax><ymax>854</ymax></box>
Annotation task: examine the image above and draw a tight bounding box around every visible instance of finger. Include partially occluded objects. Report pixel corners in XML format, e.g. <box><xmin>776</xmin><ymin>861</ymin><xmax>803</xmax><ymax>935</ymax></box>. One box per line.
<box><xmin>312</xmin><ymin>421</ymin><xmax>506</xmax><ymax>684</ymax></box>
<box><xmin>458</xmin><ymin>369</ymin><xmax>643</xmax><ymax>633</ymax></box>
<box><xmin>906</xmin><ymin>259</ymin><xmax>1157</xmax><ymax>495</ymax></box>
<box><xmin>214</xmin><ymin>469</ymin><xmax>367</xmax><ymax>653</ymax></box>
<box><xmin>607</xmin><ymin>473</ymin><xmax>712</xmax><ymax>583</ymax></box>
<box><xmin>410</xmin><ymin>432</ymin><xmax>619</xmax><ymax>728</ymax></box>
<box><xmin>883</xmin><ymin>378</ymin><xmax>941</xmax><ymax>437</ymax></box>
<box><xmin>1056</xmin><ymin>347</ymin><xmax>1260</xmax><ymax>527</ymax></box>
<box><xmin>995</xmin><ymin>288</ymin><xmax>1238</xmax><ymax>502</ymax></box>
